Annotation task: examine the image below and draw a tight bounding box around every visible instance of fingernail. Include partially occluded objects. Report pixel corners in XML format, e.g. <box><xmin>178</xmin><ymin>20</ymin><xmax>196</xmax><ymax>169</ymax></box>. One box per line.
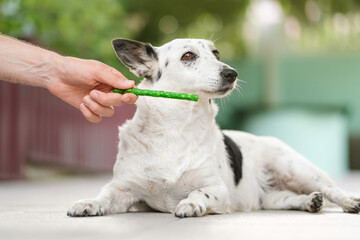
<box><xmin>80</xmin><ymin>103</ymin><xmax>86</xmax><ymax>111</ymax></box>
<box><xmin>84</xmin><ymin>96</ymin><xmax>91</xmax><ymax>105</ymax></box>
<box><xmin>124</xmin><ymin>80</ymin><xmax>134</xmax><ymax>87</ymax></box>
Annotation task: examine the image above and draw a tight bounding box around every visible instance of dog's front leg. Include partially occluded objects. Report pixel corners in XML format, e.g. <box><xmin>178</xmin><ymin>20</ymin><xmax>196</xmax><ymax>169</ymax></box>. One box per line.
<box><xmin>174</xmin><ymin>183</ymin><xmax>230</xmax><ymax>218</ymax></box>
<box><xmin>67</xmin><ymin>181</ymin><xmax>137</xmax><ymax>217</ymax></box>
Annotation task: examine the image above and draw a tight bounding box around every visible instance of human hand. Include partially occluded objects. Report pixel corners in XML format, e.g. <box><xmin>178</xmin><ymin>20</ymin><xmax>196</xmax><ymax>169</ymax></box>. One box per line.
<box><xmin>47</xmin><ymin>56</ymin><xmax>138</xmax><ymax>123</ymax></box>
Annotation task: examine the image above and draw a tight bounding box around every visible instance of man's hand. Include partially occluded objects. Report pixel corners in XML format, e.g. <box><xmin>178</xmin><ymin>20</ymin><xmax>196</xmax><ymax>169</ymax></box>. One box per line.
<box><xmin>48</xmin><ymin>56</ymin><xmax>138</xmax><ymax>123</ymax></box>
<box><xmin>0</xmin><ymin>34</ymin><xmax>137</xmax><ymax>123</ymax></box>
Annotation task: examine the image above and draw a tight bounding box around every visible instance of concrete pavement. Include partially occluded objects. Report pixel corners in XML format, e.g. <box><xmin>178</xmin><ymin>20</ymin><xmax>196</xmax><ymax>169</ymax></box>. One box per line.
<box><xmin>1</xmin><ymin>172</ymin><xmax>359</xmax><ymax>240</ymax></box>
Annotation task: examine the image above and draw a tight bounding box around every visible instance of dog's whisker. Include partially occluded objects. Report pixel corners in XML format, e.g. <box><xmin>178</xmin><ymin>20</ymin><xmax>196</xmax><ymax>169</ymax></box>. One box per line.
<box><xmin>237</xmin><ymin>79</ymin><xmax>247</xmax><ymax>84</ymax></box>
<box><xmin>234</xmin><ymin>80</ymin><xmax>245</xmax><ymax>95</ymax></box>
<box><xmin>212</xmin><ymin>36</ymin><xmax>222</xmax><ymax>43</ymax></box>
<box><xmin>235</xmin><ymin>84</ymin><xmax>243</xmax><ymax>95</ymax></box>
<box><xmin>209</xmin><ymin>33</ymin><xmax>215</xmax><ymax>41</ymax></box>
<box><xmin>219</xmin><ymin>98</ymin><xmax>226</xmax><ymax>110</ymax></box>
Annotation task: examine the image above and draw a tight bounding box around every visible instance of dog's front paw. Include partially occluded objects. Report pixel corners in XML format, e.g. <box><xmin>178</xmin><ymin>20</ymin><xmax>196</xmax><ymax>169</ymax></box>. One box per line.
<box><xmin>306</xmin><ymin>192</ymin><xmax>324</xmax><ymax>213</ymax></box>
<box><xmin>174</xmin><ymin>200</ymin><xmax>206</xmax><ymax>218</ymax></box>
<box><xmin>67</xmin><ymin>199</ymin><xmax>105</xmax><ymax>217</ymax></box>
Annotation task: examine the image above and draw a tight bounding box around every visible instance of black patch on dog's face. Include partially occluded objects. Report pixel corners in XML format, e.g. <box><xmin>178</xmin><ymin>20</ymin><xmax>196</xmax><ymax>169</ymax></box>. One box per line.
<box><xmin>223</xmin><ymin>133</ymin><xmax>243</xmax><ymax>185</ymax></box>
<box><xmin>165</xmin><ymin>60</ymin><xmax>169</xmax><ymax>67</ymax></box>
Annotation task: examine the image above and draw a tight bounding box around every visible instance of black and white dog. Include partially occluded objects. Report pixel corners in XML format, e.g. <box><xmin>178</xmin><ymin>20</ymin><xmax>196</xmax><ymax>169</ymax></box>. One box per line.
<box><xmin>68</xmin><ymin>38</ymin><xmax>360</xmax><ymax>217</ymax></box>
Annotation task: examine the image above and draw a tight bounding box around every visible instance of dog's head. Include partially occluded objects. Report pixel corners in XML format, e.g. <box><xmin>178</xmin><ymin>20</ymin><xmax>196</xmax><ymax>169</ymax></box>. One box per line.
<box><xmin>112</xmin><ymin>38</ymin><xmax>238</xmax><ymax>99</ymax></box>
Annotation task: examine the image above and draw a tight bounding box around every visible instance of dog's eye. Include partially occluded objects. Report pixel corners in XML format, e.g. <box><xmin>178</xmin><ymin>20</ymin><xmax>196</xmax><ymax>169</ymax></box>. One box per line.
<box><xmin>181</xmin><ymin>52</ymin><xmax>196</xmax><ymax>61</ymax></box>
<box><xmin>213</xmin><ymin>50</ymin><xmax>220</xmax><ymax>60</ymax></box>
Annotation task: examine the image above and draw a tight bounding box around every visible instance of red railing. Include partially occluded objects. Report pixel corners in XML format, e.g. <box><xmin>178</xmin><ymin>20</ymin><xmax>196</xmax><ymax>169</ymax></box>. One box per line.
<box><xmin>0</xmin><ymin>81</ymin><xmax>136</xmax><ymax>179</ymax></box>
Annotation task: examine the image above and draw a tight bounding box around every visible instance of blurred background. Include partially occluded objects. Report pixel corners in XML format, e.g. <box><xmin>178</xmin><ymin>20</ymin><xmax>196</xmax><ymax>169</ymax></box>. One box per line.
<box><xmin>1</xmin><ymin>0</ymin><xmax>360</xmax><ymax>180</ymax></box>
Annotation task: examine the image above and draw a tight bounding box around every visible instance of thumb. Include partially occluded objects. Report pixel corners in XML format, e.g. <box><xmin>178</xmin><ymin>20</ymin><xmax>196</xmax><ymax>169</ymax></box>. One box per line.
<box><xmin>94</xmin><ymin>62</ymin><xmax>135</xmax><ymax>89</ymax></box>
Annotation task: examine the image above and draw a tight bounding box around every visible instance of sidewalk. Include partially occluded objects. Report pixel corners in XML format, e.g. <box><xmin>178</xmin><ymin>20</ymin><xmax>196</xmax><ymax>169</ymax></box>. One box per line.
<box><xmin>1</xmin><ymin>172</ymin><xmax>359</xmax><ymax>240</ymax></box>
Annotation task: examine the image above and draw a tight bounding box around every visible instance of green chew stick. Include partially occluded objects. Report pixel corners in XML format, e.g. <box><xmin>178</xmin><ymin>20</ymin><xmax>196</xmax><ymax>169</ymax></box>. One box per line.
<box><xmin>113</xmin><ymin>88</ymin><xmax>199</xmax><ymax>101</ymax></box>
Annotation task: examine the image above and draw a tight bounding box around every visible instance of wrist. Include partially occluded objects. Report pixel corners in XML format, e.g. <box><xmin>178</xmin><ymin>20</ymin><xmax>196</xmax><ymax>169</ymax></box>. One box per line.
<box><xmin>44</xmin><ymin>52</ymin><xmax>65</xmax><ymax>91</ymax></box>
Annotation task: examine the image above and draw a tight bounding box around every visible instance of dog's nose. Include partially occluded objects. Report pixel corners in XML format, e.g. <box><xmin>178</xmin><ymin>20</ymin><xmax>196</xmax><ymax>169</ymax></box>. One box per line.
<box><xmin>220</xmin><ymin>69</ymin><xmax>238</xmax><ymax>83</ymax></box>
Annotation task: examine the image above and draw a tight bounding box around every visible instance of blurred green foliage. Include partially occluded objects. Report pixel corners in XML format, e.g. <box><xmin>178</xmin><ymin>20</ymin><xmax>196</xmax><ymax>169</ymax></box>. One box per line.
<box><xmin>0</xmin><ymin>0</ymin><xmax>132</xmax><ymax>74</ymax></box>
<box><xmin>279</xmin><ymin>0</ymin><xmax>360</xmax><ymax>52</ymax></box>
<box><xmin>0</xmin><ymin>0</ymin><xmax>250</xmax><ymax>77</ymax></box>
<box><xmin>279</xmin><ymin>0</ymin><xmax>360</xmax><ymax>23</ymax></box>
<box><xmin>1</xmin><ymin>0</ymin><xmax>360</xmax><ymax>76</ymax></box>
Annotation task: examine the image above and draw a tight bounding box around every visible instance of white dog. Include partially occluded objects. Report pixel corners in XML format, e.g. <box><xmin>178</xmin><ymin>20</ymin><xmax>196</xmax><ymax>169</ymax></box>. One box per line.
<box><xmin>68</xmin><ymin>38</ymin><xmax>359</xmax><ymax>217</ymax></box>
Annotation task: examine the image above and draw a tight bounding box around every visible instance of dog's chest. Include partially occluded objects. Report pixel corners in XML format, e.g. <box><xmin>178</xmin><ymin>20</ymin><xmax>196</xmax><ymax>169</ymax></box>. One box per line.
<box><xmin>138</xmin><ymin>163</ymin><xmax>214</xmax><ymax>212</ymax></box>
<box><xmin>124</xmin><ymin>139</ymin><xmax>218</xmax><ymax>212</ymax></box>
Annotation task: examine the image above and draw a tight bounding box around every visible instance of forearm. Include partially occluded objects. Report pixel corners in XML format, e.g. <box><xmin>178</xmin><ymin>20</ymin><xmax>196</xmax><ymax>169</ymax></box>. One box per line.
<box><xmin>0</xmin><ymin>34</ymin><xmax>137</xmax><ymax>123</ymax></box>
<box><xmin>0</xmin><ymin>34</ymin><xmax>61</xmax><ymax>89</ymax></box>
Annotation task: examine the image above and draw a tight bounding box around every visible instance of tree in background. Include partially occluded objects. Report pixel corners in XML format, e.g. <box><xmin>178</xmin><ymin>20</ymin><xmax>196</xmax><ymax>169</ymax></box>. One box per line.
<box><xmin>1</xmin><ymin>0</ymin><xmax>360</xmax><ymax>69</ymax></box>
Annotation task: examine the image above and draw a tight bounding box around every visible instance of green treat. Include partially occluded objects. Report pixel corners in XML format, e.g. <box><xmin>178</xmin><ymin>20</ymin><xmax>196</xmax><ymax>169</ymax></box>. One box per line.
<box><xmin>113</xmin><ymin>88</ymin><xmax>199</xmax><ymax>102</ymax></box>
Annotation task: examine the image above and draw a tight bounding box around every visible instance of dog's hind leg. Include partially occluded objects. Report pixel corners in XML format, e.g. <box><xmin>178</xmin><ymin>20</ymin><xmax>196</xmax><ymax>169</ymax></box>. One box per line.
<box><xmin>67</xmin><ymin>181</ymin><xmax>138</xmax><ymax>217</ymax></box>
<box><xmin>268</xmin><ymin>148</ymin><xmax>360</xmax><ymax>214</ymax></box>
<box><xmin>318</xmin><ymin>186</ymin><xmax>360</xmax><ymax>213</ymax></box>
<box><xmin>281</xmin><ymin>169</ymin><xmax>360</xmax><ymax>213</ymax></box>
<box><xmin>261</xmin><ymin>190</ymin><xmax>324</xmax><ymax>213</ymax></box>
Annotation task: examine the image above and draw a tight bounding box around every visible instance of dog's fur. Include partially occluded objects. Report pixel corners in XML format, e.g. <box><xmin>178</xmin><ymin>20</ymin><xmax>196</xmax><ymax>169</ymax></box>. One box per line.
<box><xmin>68</xmin><ymin>38</ymin><xmax>360</xmax><ymax>217</ymax></box>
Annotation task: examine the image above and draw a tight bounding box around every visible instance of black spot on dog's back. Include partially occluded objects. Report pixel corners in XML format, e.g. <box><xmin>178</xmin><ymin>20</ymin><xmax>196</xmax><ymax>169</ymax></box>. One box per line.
<box><xmin>223</xmin><ymin>133</ymin><xmax>243</xmax><ymax>185</ymax></box>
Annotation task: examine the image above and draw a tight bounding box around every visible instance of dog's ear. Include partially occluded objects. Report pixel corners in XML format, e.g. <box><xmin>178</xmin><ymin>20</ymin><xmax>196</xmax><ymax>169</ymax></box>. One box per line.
<box><xmin>112</xmin><ymin>38</ymin><xmax>158</xmax><ymax>78</ymax></box>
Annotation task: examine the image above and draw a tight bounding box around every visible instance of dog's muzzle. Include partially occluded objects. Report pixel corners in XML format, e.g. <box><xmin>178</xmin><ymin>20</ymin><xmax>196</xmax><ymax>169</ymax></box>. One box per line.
<box><xmin>220</xmin><ymin>69</ymin><xmax>238</xmax><ymax>84</ymax></box>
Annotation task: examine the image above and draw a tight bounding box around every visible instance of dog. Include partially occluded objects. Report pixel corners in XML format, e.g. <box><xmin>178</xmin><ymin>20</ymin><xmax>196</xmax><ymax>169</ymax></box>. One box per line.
<box><xmin>68</xmin><ymin>38</ymin><xmax>360</xmax><ymax>217</ymax></box>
